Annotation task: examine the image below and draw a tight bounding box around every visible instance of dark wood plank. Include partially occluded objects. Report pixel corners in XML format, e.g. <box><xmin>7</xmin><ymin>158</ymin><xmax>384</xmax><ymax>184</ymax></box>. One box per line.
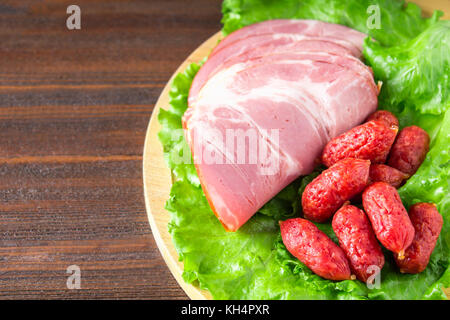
<box><xmin>0</xmin><ymin>0</ymin><xmax>222</xmax><ymax>299</ymax></box>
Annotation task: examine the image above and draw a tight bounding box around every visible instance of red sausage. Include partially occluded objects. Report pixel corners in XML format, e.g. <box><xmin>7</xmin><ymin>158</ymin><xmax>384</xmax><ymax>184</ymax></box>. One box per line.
<box><xmin>280</xmin><ymin>218</ymin><xmax>352</xmax><ymax>281</ymax></box>
<box><xmin>388</xmin><ymin>126</ymin><xmax>430</xmax><ymax>176</ymax></box>
<box><xmin>395</xmin><ymin>203</ymin><xmax>443</xmax><ymax>274</ymax></box>
<box><xmin>362</xmin><ymin>182</ymin><xmax>415</xmax><ymax>258</ymax></box>
<box><xmin>302</xmin><ymin>158</ymin><xmax>370</xmax><ymax>222</ymax></box>
<box><xmin>366</xmin><ymin>110</ymin><xmax>399</xmax><ymax>128</ymax></box>
<box><xmin>332</xmin><ymin>204</ymin><xmax>385</xmax><ymax>283</ymax></box>
<box><xmin>369</xmin><ymin>164</ymin><xmax>409</xmax><ymax>188</ymax></box>
<box><xmin>321</xmin><ymin>120</ymin><xmax>398</xmax><ymax>167</ymax></box>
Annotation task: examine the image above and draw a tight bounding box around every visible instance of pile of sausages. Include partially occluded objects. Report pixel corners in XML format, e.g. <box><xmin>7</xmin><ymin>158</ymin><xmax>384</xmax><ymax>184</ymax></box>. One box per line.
<box><xmin>280</xmin><ymin>110</ymin><xmax>443</xmax><ymax>283</ymax></box>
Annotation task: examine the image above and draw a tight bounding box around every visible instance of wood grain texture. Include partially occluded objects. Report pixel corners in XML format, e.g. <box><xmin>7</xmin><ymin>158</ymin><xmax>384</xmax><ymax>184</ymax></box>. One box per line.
<box><xmin>144</xmin><ymin>0</ymin><xmax>450</xmax><ymax>300</ymax></box>
<box><xmin>0</xmin><ymin>0</ymin><xmax>221</xmax><ymax>299</ymax></box>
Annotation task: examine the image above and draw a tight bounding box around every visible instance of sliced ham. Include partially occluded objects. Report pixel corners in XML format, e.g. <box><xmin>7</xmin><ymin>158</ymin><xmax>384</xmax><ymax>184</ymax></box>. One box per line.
<box><xmin>190</xmin><ymin>45</ymin><xmax>375</xmax><ymax>107</ymax></box>
<box><xmin>212</xmin><ymin>19</ymin><xmax>367</xmax><ymax>57</ymax></box>
<box><xmin>189</xmin><ymin>36</ymin><xmax>356</xmax><ymax>105</ymax></box>
<box><xmin>189</xmin><ymin>20</ymin><xmax>367</xmax><ymax>107</ymax></box>
<box><xmin>183</xmin><ymin>20</ymin><xmax>378</xmax><ymax>231</ymax></box>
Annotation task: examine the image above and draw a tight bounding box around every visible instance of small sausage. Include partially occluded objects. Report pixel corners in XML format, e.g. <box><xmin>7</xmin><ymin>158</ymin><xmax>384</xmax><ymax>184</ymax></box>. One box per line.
<box><xmin>332</xmin><ymin>204</ymin><xmax>385</xmax><ymax>283</ymax></box>
<box><xmin>369</xmin><ymin>164</ymin><xmax>409</xmax><ymax>188</ymax></box>
<box><xmin>280</xmin><ymin>218</ymin><xmax>352</xmax><ymax>280</ymax></box>
<box><xmin>395</xmin><ymin>203</ymin><xmax>443</xmax><ymax>274</ymax></box>
<box><xmin>302</xmin><ymin>158</ymin><xmax>370</xmax><ymax>222</ymax></box>
<box><xmin>366</xmin><ymin>110</ymin><xmax>399</xmax><ymax>128</ymax></box>
<box><xmin>322</xmin><ymin>120</ymin><xmax>398</xmax><ymax>167</ymax></box>
<box><xmin>362</xmin><ymin>182</ymin><xmax>415</xmax><ymax>258</ymax></box>
<box><xmin>388</xmin><ymin>126</ymin><xmax>430</xmax><ymax>176</ymax></box>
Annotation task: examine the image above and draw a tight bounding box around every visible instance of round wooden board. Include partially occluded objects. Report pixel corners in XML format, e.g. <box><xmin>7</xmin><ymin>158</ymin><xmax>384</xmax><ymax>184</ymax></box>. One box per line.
<box><xmin>143</xmin><ymin>32</ymin><xmax>221</xmax><ymax>300</ymax></box>
<box><xmin>143</xmin><ymin>2</ymin><xmax>450</xmax><ymax>300</ymax></box>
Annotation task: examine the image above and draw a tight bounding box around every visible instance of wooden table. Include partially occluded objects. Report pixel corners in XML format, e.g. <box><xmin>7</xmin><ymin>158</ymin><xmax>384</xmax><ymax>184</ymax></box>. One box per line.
<box><xmin>0</xmin><ymin>0</ymin><xmax>221</xmax><ymax>299</ymax></box>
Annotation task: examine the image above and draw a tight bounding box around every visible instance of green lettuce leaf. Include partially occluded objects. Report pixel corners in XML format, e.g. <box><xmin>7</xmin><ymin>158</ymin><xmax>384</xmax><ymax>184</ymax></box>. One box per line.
<box><xmin>158</xmin><ymin>62</ymin><xmax>202</xmax><ymax>186</ymax></box>
<box><xmin>158</xmin><ymin>0</ymin><xmax>450</xmax><ymax>299</ymax></box>
<box><xmin>222</xmin><ymin>0</ymin><xmax>442</xmax><ymax>46</ymax></box>
<box><xmin>364</xmin><ymin>20</ymin><xmax>450</xmax><ymax>115</ymax></box>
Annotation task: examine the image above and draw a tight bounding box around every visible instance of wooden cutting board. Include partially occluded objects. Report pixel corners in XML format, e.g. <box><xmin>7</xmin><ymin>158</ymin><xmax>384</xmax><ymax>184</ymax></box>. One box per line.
<box><xmin>143</xmin><ymin>1</ymin><xmax>450</xmax><ymax>300</ymax></box>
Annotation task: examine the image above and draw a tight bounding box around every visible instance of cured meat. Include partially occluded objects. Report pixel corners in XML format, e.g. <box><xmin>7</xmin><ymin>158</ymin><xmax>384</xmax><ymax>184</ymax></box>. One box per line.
<box><xmin>280</xmin><ymin>218</ymin><xmax>352</xmax><ymax>280</ymax></box>
<box><xmin>189</xmin><ymin>19</ymin><xmax>368</xmax><ymax>106</ymax></box>
<box><xmin>213</xmin><ymin>19</ymin><xmax>367</xmax><ymax>58</ymax></box>
<box><xmin>321</xmin><ymin>120</ymin><xmax>398</xmax><ymax>167</ymax></box>
<box><xmin>362</xmin><ymin>182</ymin><xmax>415</xmax><ymax>257</ymax></box>
<box><xmin>395</xmin><ymin>203</ymin><xmax>443</xmax><ymax>274</ymax></box>
<box><xmin>189</xmin><ymin>36</ymin><xmax>356</xmax><ymax>104</ymax></box>
<box><xmin>332</xmin><ymin>204</ymin><xmax>385</xmax><ymax>282</ymax></box>
<box><xmin>302</xmin><ymin>158</ymin><xmax>370</xmax><ymax>223</ymax></box>
<box><xmin>183</xmin><ymin>20</ymin><xmax>378</xmax><ymax>231</ymax></box>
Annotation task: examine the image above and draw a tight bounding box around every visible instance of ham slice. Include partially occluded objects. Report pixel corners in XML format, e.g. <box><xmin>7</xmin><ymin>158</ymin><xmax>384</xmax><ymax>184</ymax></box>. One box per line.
<box><xmin>213</xmin><ymin>19</ymin><xmax>366</xmax><ymax>57</ymax></box>
<box><xmin>183</xmin><ymin>20</ymin><xmax>378</xmax><ymax>231</ymax></box>
<box><xmin>189</xmin><ymin>20</ymin><xmax>367</xmax><ymax>107</ymax></box>
<box><xmin>189</xmin><ymin>36</ymin><xmax>355</xmax><ymax>105</ymax></box>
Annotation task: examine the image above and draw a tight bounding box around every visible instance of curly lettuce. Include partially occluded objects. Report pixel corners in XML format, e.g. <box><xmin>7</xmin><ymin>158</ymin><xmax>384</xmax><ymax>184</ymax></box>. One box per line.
<box><xmin>364</xmin><ymin>20</ymin><xmax>450</xmax><ymax>116</ymax></box>
<box><xmin>222</xmin><ymin>0</ymin><xmax>442</xmax><ymax>46</ymax></box>
<box><xmin>158</xmin><ymin>0</ymin><xmax>450</xmax><ymax>299</ymax></box>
